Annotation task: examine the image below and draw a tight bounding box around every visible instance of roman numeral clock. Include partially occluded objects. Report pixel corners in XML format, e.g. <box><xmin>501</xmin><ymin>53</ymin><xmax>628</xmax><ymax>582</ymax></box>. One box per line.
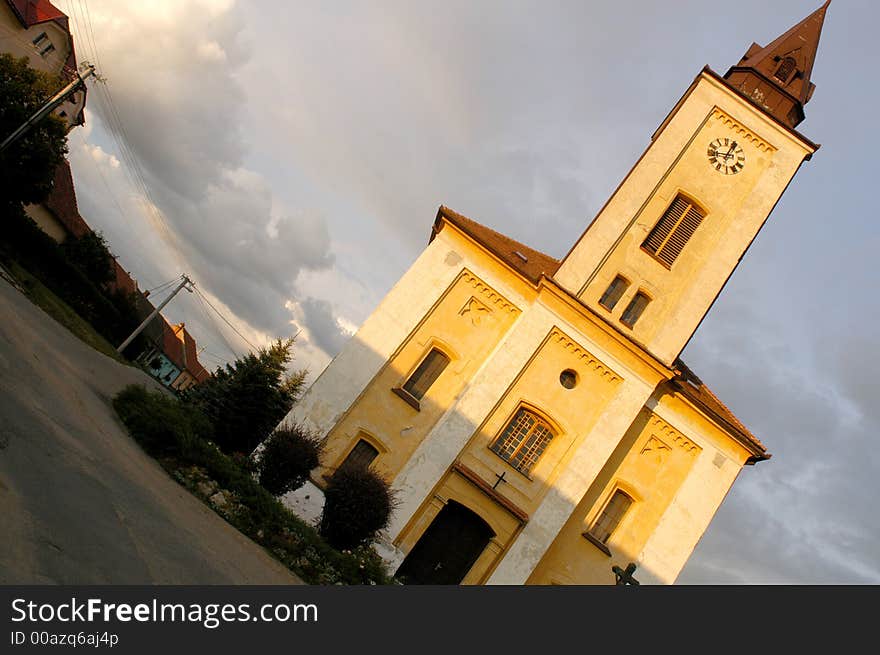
<box><xmin>707</xmin><ymin>137</ymin><xmax>746</xmax><ymax>174</ymax></box>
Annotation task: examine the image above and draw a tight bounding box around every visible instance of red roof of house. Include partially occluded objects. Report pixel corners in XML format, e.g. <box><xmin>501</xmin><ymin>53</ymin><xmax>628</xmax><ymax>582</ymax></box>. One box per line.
<box><xmin>429</xmin><ymin>204</ymin><xmax>766</xmax><ymax>459</ymax></box>
<box><xmin>45</xmin><ymin>159</ymin><xmax>91</xmax><ymax>238</ymax></box>
<box><xmin>108</xmin><ymin>259</ymin><xmax>139</xmax><ymax>295</ymax></box>
<box><xmin>5</xmin><ymin>1</ymin><xmax>77</xmax><ymax>72</ymax></box>
<box><xmin>161</xmin><ymin>321</ymin><xmax>186</xmax><ymax>371</ymax></box>
<box><xmin>181</xmin><ymin>327</ymin><xmax>211</xmax><ymax>382</ymax></box>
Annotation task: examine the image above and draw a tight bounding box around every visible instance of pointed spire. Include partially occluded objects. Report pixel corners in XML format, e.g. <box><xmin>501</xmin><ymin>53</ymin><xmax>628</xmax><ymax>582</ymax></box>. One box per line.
<box><xmin>724</xmin><ymin>2</ymin><xmax>830</xmax><ymax>128</ymax></box>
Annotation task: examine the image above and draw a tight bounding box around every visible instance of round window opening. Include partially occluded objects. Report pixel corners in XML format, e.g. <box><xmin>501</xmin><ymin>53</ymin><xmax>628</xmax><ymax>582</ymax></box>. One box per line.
<box><xmin>559</xmin><ymin>369</ymin><xmax>578</xmax><ymax>389</ymax></box>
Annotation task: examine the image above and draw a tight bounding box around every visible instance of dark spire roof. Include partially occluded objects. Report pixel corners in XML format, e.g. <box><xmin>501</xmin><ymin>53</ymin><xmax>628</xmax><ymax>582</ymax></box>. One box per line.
<box><xmin>723</xmin><ymin>1</ymin><xmax>830</xmax><ymax>128</ymax></box>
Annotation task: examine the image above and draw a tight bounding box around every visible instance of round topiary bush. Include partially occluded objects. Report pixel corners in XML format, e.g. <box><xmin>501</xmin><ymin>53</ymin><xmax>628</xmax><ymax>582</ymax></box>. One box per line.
<box><xmin>319</xmin><ymin>466</ymin><xmax>395</xmax><ymax>551</ymax></box>
<box><xmin>257</xmin><ymin>425</ymin><xmax>321</xmax><ymax>496</ymax></box>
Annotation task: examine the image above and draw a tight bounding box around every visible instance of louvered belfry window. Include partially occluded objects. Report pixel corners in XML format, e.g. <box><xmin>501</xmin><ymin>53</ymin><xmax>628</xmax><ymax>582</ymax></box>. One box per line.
<box><xmin>773</xmin><ymin>57</ymin><xmax>797</xmax><ymax>83</ymax></box>
<box><xmin>641</xmin><ymin>195</ymin><xmax>705</xmax><ymax>267</ymax></box>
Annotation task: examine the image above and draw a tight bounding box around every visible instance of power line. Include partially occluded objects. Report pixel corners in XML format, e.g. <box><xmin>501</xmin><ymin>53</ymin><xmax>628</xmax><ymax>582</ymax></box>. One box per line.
<box><xmin>193</xmin><ymin>285</ymin><xmax>258</xmax><ymax>352</ymax></box>
<box><xmin>193</xmin><ymin>282</ymin><xmax>240</xmax><ymax>360</ymax></box>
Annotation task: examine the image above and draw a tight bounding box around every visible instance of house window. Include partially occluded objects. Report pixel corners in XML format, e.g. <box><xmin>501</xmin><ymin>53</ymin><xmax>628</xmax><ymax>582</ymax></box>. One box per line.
<box><xmin>588</xmin><ymin>490</ymin><xmax>633</xmax><ymax>544</ymax></box>
<box><xmin>339</xmin><ymin>439</ymin><xmax>379</xmax><ymax>472</ymax></box>
<box><xmin>598</xmin><ymin>275</ymin><xmax>629</xmax><ymax>311</ymax></box>
<box><xmin>773</xmin><ymin>57</ymin><xmax>797</xmax><ymax>83</ymax></box>
<box><xmin>39</xmin><ymin>42</ymin><xmax>55</xmax><ymax>57</ymax></box>
<box><xmin>32</xmin><ymin>31</ymin><xmax>48</xmax><ymax>46</ymax></box>
<box><xmin>490</xmin><ymin>408</ymin><xmax>555</xmax><ymax>476</ymax></box>
<box><xmin>402</xmin><ymin>348</ymin><xmax>450</xmax><ymax>400</ymax></box>
<box><xmin>620</xmin><ymin>291</ymin><xmax>650</xmax><ymax>328</ymax></box>
<box><xmin>641</xmin><ymin>195</ymin><xmax>706</xmax><ymax>267</ymax></box>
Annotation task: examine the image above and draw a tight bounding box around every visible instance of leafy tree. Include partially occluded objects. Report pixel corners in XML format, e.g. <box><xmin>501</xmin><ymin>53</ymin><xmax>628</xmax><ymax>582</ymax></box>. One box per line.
<box><xmin>257</xmin><ymin>424</ymin><xmax>322</xmax><ymax>496</ymax></box>
<box><xmin>61</xmin><ymin>230</ymin><xmax>115</xmax><ymax>288</ymax></box>
<box><xmin>0</xmin><ymin>53</ymin><xmax>68</xmax><ymax>207</ymax></box>
<box><xmin>183</xmin><ymin>338</ymin><xmax>307</xmax><ymax>455</ymax></box>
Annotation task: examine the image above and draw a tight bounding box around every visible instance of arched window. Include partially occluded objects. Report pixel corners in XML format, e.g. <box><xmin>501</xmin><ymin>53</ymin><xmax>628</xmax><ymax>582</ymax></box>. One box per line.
<box><xmin>773</xmin><ymin>57</ymin><xmax>797</xmax><ymax>83</ymax></box>
<box><xmin>490</xmin><ymin>408</ymin><xmax>555</xmax><ymax>476</ymax></box>
<box><xmin>400</xmin><ymin>347</ymin><xmax>450</xmax><ymax>401</ymax></box>
<box><xmin>588</xmin><ymin>489</ymin><xmax>633</xmax><ymax>544</ymax></box>
<box><xmin>620</xmin><ymin>291</ymin><xmax>650</xmax><ymax>328</ymax></box>
<box><xmin>339</xmin><ymin>438</ymin><xmax>380</xmax><ymax>472</ymax></box>
<box><xmin>641</xmin><ymin>194</ymin><xmax>706</xmax><ymax>267</ymax></box>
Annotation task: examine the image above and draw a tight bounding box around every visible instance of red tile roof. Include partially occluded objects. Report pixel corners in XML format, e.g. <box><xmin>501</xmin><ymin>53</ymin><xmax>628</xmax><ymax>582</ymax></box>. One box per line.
<box><xmin>181</xmin><ymin>327</ymin><xmax>211</xmax><ymax>382</ymax></box>
<box><xmin>672</xmin><ymin>360</ymin><xmax>768</xmax><ymax>461</ymax></box>
<box><xmin>433</xmin><ymin>206</ymin><xmax>561</xmax><ymax>283</ymax></box>
<box><xmin>161</xmin><ymin>321</ymin><xmax>186</xmax><ymax>371</ymax></box>
<box><xmin>45</xmin><ymin>159</ymin><xmax>90</xmax><ymax>238</ymax></box>
<box><xmin>5</xmin><ymin>1</ymin><xmax>77</xmax><ymax>72</ymax></box>
<box><xmin>428</xmin><ymin>204</ymin><xmax>765</xmax><ymax>460</ymax></box>
<box><xmin>109</xmin><ymin>259</ymin><xmax>139</xmax><ymax>295</ymax></box>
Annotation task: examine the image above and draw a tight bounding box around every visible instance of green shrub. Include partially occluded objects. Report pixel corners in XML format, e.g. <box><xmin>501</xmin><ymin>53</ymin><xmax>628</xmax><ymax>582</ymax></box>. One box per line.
<box><xmin>113</xmin><ymin>384</ymin><xmax>212</xmax><ymax>457</ymax></box>
<box><xmin>319</xmin><ymin>466</ymin><xmax>395</xmax><ymax>551</ymax></box>
<box><xmin>257</xmin><ymin>425</ymin><xmax>322</xmax><ymax>496</ymax></box>
<box><xmin>113</xmin><ymin>384</ymin><xmax>395</xmax><ymax>584</ymax></box>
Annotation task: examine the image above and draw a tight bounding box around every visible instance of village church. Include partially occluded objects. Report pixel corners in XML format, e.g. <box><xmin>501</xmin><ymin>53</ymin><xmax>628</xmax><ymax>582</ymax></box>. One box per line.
<box><xmin>281</xmin><ymin>3</ymin><xmax>830</xmax><ymax>584</ymax></box>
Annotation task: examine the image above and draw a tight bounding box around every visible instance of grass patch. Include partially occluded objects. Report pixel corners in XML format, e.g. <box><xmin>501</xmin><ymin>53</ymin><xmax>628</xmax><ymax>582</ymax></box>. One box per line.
<box><xmin>113</xmin><ymin>384</ymin><xmax>395</xmax><ymax>585</ymax></box>
<box><xmin>6</xmin><ymin>261</ymin><xmax>129</xmax><ymax>364</ymax></box>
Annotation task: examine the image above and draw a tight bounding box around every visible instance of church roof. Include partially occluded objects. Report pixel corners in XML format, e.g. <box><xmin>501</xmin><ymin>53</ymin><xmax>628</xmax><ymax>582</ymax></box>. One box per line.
<box><xmin>433</xmin><ymin>206</ymin><xmax>561</xmax><ymax>283</ymax></box>
<box><xmin>722</xmin><ymin>1</ymin><xmax>830</xmax><ymax>128</ymax></box>
<box><xmin>671</xmin><ymin>361</ymin><xmax>768</xmax><ymax>461</ymax></box>
<box><xmin>431</xmin><ymin>204</ymin><xmax>767</xmax><ymax>461</ymax></box>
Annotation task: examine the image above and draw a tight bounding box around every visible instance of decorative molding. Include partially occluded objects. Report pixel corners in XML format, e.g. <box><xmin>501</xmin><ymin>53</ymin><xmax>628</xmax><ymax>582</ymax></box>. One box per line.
<box><xmin>639</xmin><ymin>435</ymin><xmax>672</xmax><ymax>462</ymax></box>
<box><xmin>460</xmin><ymin>270</ymin><xmax>519</xmax><ymax>314</ymax></box>
<box><xmin>645</xmin><ymin>415</ymin><xmax>701</xmax><ymax>456</ymax></box>
<box><xmin>711</xmin><ymin>108</ymin><xmax>776</xmax><ymax>153</ymax></box>
<box><xmin>459</xmin><ymin>296</ymin><xmax>493</xmax><ymax>326</ymax></box>
<box><xmin>549</xmin><ymin>327</ymin><xmax>621</xmax><ymax>384</ymax></box>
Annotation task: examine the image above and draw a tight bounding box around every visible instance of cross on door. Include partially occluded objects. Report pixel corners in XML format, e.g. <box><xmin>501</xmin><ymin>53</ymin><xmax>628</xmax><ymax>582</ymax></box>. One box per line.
<box><xmin>612</xmin><ymin>562</ymin><xmax>640</xmax><ymax>585</ymax></box>
<box><xmin>492</xmin><ymin>471</ymin><xmax>508</xmax><ymax>490</ymax></box>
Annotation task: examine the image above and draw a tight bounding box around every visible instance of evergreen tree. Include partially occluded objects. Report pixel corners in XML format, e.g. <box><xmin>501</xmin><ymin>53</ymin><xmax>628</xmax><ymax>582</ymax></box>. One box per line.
<box><xmin>183</xmin><ymin>338</ymin><xmax>306</xmax><ymax>454</ymax></box>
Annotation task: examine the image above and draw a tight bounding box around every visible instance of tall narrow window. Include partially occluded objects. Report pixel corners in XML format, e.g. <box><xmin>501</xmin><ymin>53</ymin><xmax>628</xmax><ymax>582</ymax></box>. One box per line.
<box><xmin>641</xmin><ymin>195</ymin><xmax>705</xmax><ymax>267</ymax></box>
<box><xmin>32</xmin><ymin>32</ymin><xmax>48</xmax><ymax>46</ymax></box>
<box><xmin>773</xmin><ymin>57</ymin><xmax>797</xmax><ymax>83</ymax></box>
<box><xmin>339</xmin><ymin>439</ymin><xmax>379</xmax><ymax>472</ymax></box>
<box><xmin>490</xmin><ymin>408</ymin><xmax>555</xmax><ymax>476</ymax></box>
<box><xmin>402</xmin><ymin>348</ymin><xmax>450</xmax><ymax>400</ymax></box>
<box><xmin>620</xmin><ymin>291</ymin><xmax>650</xmax><ymax>328</ymax></box>
<box><xmin>598</xmin><ymin>275</ymin><xmax>629</xmax><ymax>311</ymax></box>
<box><xmin>588</xmin><ymin>490</ymin><xmax>633</xmax><ymax>544</ymax></box>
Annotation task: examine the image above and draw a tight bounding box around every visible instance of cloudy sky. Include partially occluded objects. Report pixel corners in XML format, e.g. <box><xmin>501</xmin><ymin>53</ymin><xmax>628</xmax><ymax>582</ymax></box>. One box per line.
<box><xmin>55</xmin><ymin>0</ymin><xmax>877</xmax><ymax>583</ymax></box>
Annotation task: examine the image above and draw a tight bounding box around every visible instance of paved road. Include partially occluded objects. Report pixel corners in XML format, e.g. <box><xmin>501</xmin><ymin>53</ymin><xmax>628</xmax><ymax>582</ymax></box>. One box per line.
<box><xmin>0</xmin><ymin>278</ymin><xmax>301</xmax><ymax>584</ymax></box>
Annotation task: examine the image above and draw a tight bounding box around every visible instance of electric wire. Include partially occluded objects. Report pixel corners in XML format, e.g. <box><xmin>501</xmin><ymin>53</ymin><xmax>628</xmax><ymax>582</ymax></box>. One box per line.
<box><xmin>193</xmin><ymin>285</ymin><xmax>258</xmax><ymax>352</ymax></box>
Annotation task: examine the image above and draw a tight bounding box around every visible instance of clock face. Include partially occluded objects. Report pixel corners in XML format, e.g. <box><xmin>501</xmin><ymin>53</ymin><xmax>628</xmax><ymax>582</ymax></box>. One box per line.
<box><xmin>707</xmin><ymin>137</ymin><xmax>745</xmax><ymax>175</ymax></box>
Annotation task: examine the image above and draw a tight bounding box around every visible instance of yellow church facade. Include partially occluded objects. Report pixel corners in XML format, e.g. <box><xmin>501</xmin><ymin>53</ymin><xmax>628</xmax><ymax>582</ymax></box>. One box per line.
<box><xmin>281</xmin><ymin>4</ymin><xmax>829</xmax><ymax>584</ymax></box>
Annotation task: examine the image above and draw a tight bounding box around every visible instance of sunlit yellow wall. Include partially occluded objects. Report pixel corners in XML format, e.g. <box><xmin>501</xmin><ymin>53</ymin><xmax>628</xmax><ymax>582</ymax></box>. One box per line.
<box><xmin>457</xmin><ymin>327</ymin><xmax>622</xmax><ymax>518</ymax></box>
<box><xmin>527</xmin><ymin>388</ymin><xmax>752</xmax><ymax>584</ymax></box>
<box><xmin>313</xmin><ymin>268</ymin><xmax>520</xmax><ymax>484</ymax></box>
<box><xmin>555</xmin><ymin>73</ymin><xmax>816</xmax><ymax>365</ymax></box>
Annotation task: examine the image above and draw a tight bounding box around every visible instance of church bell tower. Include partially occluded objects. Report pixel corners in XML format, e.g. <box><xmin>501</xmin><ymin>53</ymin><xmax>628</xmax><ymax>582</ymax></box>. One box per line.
<box><xmin>553</xmin><ymin>2</ymin><xmax>829</xmax><ymax>367</ymax></box>
<box><xmin>279</xmin><ymin>3</ymin><xmax>832</xmax><ymax>586</ymax></box>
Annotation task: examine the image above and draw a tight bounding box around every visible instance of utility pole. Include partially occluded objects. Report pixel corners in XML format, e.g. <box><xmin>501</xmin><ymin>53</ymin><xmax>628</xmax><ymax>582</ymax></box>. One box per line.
<box><xmin>0</xmin><ymin>63</ymin><xmax>97</xmax><ymax>153</ymax></box>
<box><xmin>117</xmin><ymin>275</ymin><xmax>194</xmax><ymax>354</ymax></box>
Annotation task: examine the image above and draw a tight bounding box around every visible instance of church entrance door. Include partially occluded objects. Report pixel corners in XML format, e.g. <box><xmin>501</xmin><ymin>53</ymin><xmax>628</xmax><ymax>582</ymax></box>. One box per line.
<box><xmin>396</xmin><ymin>500</ymin><xmax>495</xmax><ymax>584</ymax></box>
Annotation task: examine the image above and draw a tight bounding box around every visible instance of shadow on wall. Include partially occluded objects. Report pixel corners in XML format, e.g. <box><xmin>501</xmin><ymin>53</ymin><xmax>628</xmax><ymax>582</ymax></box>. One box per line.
<box><xmin>271</xmin><ymin>316</ymin><xmax>668</xmax><ymax>586</ymax></box>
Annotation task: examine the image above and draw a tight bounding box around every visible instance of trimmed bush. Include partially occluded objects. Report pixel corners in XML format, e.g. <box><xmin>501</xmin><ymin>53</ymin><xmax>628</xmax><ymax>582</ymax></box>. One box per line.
<box><xmin>113</xmin><ymin>384</ymin><xmax>212</xmax><ymax>458</ymax></box>
<box><xmin>319</xmin><ymin>466</ymin><xmax>395</xmax><ymax>551</ymax></box>
<box><xmin>257</xmin><ymin>425</ymin><xmax>322</xmax><ymax>496</ymax></box>
<box><xmin>113</xmin><ymin>384</ymin><xmax>394</xmax><ymax>584</ymax></box>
